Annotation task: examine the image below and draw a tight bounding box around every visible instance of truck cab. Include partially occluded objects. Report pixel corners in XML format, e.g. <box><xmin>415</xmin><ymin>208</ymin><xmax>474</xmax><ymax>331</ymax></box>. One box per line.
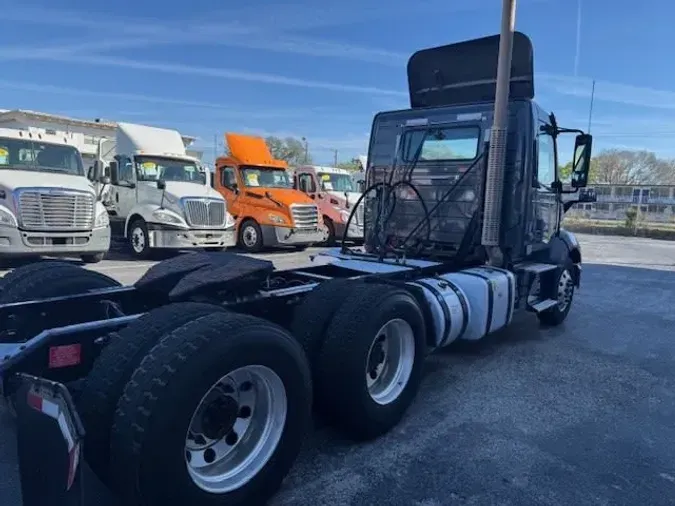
<box><xmin>0</xmin><ymin>127</ymin><xmax>110</xmax><ymax>263</ymax></box>
<box><xmin>362</xmin><ymin>32</ymin><xmax>595</xmax><ymax>275</ymax></box>
<box><xmin>294</xmin><ymin>165</ymin><xmax>364</xmax><ymax>244</ymax></box>
<box><xmin>99</xmin><ymin>122</ymin><xmax>236</xmax><ymax>259</ymax></box>
<box><xmin>214</xmin><ymin>133</ymin><xmax>326</xmax><ymax>252</ymax></box>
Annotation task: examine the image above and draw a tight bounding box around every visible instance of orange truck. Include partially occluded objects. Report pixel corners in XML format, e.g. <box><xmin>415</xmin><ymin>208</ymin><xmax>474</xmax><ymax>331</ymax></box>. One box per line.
<box><xmin>213</xmin><ymin>133</ymin><xmax>326</xmax><ymax>252</ymax></box>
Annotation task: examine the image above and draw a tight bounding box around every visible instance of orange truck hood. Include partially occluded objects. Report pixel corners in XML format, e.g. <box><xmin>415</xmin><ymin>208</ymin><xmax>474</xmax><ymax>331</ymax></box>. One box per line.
<box><xmin>225</xmin><ymin>132</ymin><xmax>288</xmax><ymax>168</ymax></box>
<box><xmin>244</xmin><ymin>187</ymin><xmax>314</xmax><ymax>207</ymax></box>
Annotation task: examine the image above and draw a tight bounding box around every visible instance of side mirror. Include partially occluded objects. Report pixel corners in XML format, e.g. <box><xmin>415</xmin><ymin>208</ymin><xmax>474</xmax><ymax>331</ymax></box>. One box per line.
<box><xmin>100</xmin><ymin>175</ymin><xmax>111</xmax><ymax>185</ymax></box>
<box><xmin>571</xmin><ymin>134</ymin><xmax>593</xmax><ymax>188</ymax></box>
<box><xmin>109</xmin><ymin>161</ymin><xmax>119</xmax><ymax>185</ymax></box>
<box><xmin>157</xmin><ymin>179</ymin><xmax>167</xmax><ymax>190</ymax></box>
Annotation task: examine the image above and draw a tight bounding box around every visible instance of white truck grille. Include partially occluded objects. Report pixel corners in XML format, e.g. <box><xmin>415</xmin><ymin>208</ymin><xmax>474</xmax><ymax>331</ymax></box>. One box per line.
<box><xmin>17</xmin><ymin>189</ymin><xmax>94</xmax><ymax>231</ymax></box>
<box><xmin>183</xmin><ymin>198</ymin><xmax>226</xmax><ymax>228</ymax></box>
<box><xmin>291</xmin><ymin>204</ymin><xmax>319</xmax><ymax>229</ymax></box>
<box><xmin>353</xmin><ymin>203</ymin><xmax>365</xmax><ymax>226</ymax></box>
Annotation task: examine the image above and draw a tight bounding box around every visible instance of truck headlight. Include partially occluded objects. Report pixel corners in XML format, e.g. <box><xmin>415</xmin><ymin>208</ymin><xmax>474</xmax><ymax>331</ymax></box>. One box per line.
<box><xmin>268</xmin><ymin>213</ymin><xmax>286</xmax><ymax>224</ymax></box>
<box><xmin>152</xmin><ymin>209</ymin><xmax>186</xmax><ymax>226</ymax></box>
<box><xmin>94</xmin><ymin>210</ymin><xmax>110</xmax><ymax>229</ymax></box>
<box><xmin>339</xmin><ymin>210</ymin><xmax>350</xmax><ymax>223</ymax></box>
<box><xmin>225</xmin><ymin>213</ymin><xmax>236</xmax><ymax>228</ymax></box>
<box><xmin>0</xmin><ymin>205</ymin><xmax>18</xmax><ymax>228</ymax></box>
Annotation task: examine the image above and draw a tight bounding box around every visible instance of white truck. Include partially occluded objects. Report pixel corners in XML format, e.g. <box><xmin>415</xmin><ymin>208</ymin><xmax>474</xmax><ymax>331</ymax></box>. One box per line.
<box><xmin>95</xmin><ymin>122</ymin><xmax>236</xmax><ymax>259</ymax></box>
<box><xmin>0</xmin><ymin>127</ymin><xmax>110</xmax><ymax>263</ymax></box>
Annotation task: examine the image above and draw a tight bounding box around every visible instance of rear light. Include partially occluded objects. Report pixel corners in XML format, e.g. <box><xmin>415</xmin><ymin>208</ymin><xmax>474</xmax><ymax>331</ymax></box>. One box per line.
<box><xmin>48</xmin><ymin>344</ymin><xmax>82</xmax><ymax>369</ymax></box>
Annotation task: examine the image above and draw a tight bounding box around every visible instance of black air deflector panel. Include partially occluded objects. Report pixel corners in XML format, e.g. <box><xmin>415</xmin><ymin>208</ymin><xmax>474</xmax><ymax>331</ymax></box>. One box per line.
<box><xmin>407</xmin><ymin>32</ymin><xmax>534</xmax><ymax>109</ymax></box>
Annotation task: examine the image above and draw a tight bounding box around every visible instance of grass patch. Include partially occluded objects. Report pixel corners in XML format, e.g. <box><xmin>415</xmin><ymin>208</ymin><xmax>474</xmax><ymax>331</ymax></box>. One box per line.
<box><xmin>563</xmin><ymin>218</ymin><xmax>675</xmax><ymax>240</ymax></box>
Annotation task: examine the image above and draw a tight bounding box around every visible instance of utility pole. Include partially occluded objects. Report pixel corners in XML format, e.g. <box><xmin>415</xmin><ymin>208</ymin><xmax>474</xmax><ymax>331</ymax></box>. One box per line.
<box><xmin>481</xmin><ymin>0</ymin><xmax>517</xmax><ymax>267</ymax></box>
<box><xmin>332</xmin><ymin>149</ymin><xmax>338</xmax><ymax>167</ymax></box>
<box><xmin>301</xmin><ymin>137</ymin><xmax>309</xmax><ymax>163</ymax></box>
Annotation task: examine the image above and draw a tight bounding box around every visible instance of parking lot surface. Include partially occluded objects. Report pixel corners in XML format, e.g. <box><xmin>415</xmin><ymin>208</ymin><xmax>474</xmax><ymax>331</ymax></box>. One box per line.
<box><xmin>1</xmin><ymin>234</ymin><xmax>675</xmax><ymax>506</ymax></box>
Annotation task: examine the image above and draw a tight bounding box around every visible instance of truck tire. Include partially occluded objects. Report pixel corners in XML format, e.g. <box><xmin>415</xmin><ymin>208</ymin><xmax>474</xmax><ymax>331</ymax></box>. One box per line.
<box><xmin>0</xmin><ymin>260</ymin><xmax>76</xmax><ymax>293</ymax></box>
<box><xmin>238</xmin><ymin>219</ymin><xmax>264</xmax><ymax>253</ymax></box>
<box><xmin>290</xmin><ymin>278</ymin><xmax>358</xmax><ymax>369</ymax></box>
<box><xmin>315</xmin><ymin>283</ymin><xmax>426</xmax><ymax>440</ymax></box>
<box><xmin>322</xmin><ymin>218</ymin><xmax>336</xmax><ymax>245</ymax></box>
<box><xmin>109</xmin><ymin>312</ymin><xmax>312</xmax><ymax>506</ymax></box>
<box><xmin>0</xmin><ymin>264</ymin><xmax>120</xmax><ymax>416</ymax></box>
<box><xmin>128</xmin><ymin>218</ymin><xmax>153</xmax><ymax>259</ymax></box>
<box><xmin>78</xmin><ymin>302</ymin><xmax>228</xmax><ymax>481</ymax></box>
<box><xmin>537</xmin><ymin>262</ymin><xmax>576</xmax><ymax>326</ymax></box>
<box><xmin>81</xmin><ymin>252</ymin><xmax>105</xmax><ymax>264</ymax></box>
<box><xmin>0</xmin><ymin>263</ymin><xmax>120</xmax><ymax>303</ymax></box>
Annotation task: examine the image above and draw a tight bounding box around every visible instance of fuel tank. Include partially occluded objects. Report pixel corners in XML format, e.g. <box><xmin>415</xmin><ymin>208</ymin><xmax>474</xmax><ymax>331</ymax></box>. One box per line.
<box><xmin>409</xmin><ymin>266</ymin><xmax>515</xmax><ymax>347</ymax></box>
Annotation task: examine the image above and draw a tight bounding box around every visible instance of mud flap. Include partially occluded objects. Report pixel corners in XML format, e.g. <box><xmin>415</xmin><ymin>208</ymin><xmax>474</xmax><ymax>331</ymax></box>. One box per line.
<box><xmin>14</xmin><ymin>373</ymin><xmax>88</xmax><ymax>506</ymax></box>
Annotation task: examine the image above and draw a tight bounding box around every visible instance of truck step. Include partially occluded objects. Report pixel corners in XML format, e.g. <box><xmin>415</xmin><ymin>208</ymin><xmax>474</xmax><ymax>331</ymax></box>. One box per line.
<box><xmin>513</xmin><ymin>262</ymin><xmax>558</xmax><ymax>274</ymax></box>
<box><xmin>529</xmin><ymin>299</ymin><xmax>558</xmax><ymax>313</ymax></box>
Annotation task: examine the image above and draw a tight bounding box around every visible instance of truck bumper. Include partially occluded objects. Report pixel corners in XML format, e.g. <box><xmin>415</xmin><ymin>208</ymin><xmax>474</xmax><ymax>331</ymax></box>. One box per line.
<box><xmin>334</xmin><ymin>222</ymin><xmax>364</xmax><ymax>240</ymax></box>
<box><xmin>147</xmin><ymin>223</ymin><xmax>237</xmax><ymax>249</ymax></box>
<box><xmin>0</xmin><ymin>226</ymin><xmax>110</xmax><ymax>257</ymax></box>
<box><xmin>260</xmin><ymin>225</ymin><xmax>326</xmax><ymax>246</ymax></box>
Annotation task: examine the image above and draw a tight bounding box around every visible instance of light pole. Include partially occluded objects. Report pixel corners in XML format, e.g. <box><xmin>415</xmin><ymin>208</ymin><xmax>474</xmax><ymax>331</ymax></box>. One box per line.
<box><xmin>481</xmin><ymin>0</ymin><xmax>517</xmax><ymax>266</ymax></box>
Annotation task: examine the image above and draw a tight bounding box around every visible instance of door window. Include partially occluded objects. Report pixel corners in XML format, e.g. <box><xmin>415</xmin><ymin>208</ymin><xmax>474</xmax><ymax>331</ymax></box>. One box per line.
<box><xmin>298</xmin><ymin>173</ymin><xmax>316</xmax><ymax>193</ymax></box>
<box><xmin>536</xmin><ymin>133</ymin><xmax>556</xmax><ymax>187</ymax></box>
<box><xmin>220</xmin><ymin>166</ymin><xmax>237</xmax><ymax>188</ymax></box>
<box><xmin>115</xmin><ymin>155</ymin><xmax>134</xmax><ymax>183</ymax></box>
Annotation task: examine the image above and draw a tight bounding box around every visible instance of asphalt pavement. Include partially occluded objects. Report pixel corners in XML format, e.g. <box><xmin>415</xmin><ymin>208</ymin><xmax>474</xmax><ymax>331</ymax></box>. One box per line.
<box><xmin>2</xmin><ymin>234</ymin><xmax>675</xmax><ymax>506</ymax></box>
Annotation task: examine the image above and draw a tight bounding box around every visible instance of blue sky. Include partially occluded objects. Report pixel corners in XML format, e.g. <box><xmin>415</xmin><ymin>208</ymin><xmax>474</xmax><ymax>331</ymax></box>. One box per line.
<box><xmin>1</xmin><ymin>0</ymin><xmax>674</xmax><ymax>166</ymax></box>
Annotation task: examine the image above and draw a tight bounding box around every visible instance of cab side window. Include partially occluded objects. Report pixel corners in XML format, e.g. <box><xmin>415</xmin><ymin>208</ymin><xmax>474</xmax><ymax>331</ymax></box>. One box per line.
<box><xmin>536</xmin><ymin>132</ymin><xmax>556</xmax><ymax>187</ymax></box>
<box><xmin>220</xmin><ymin>166</ymin><xmax>237</xmax><ymax>188</ymax></box>
<box><xmin>298</xmin><ymin>173</ymin><xmax>316</xmax><ymax>193</ymax></box>
<box><xmin>115</xmin><ymin>155</ymin><xmax>134</xmax><ymax>183</ymax></box>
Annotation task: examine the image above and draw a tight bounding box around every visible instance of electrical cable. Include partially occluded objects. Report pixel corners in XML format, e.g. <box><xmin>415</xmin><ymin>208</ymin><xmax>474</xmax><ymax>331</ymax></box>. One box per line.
<box><xmin>397</xmin><ymin>149</ymin><xmax>488</xmax><ymax>255</ymax></box>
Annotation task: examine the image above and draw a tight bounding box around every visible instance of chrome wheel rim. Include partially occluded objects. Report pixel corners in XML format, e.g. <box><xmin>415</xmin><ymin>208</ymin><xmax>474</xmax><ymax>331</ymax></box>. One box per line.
<box><xmin>131</xmin><ymin>227</ymin><xmax>145</xmax><ymax>253</ymax></box>
<box><xmin>242</xmin><ymin>226</ymin><xmax>257</xmax><ymax>248</ymax></box>
<box><xmin>365</xmin><ymin>318</ymin><xmax>416</xmax><ymax>405</ymax></box>
<box><xmin>185</xmin><ymin>365</ymin><xmax>287</xmax><ymax>493</ymax></box>
<box><xmin>557</xmin><ymin>269</ymin><xmax>574</xmax><ymax>312</ymax></box>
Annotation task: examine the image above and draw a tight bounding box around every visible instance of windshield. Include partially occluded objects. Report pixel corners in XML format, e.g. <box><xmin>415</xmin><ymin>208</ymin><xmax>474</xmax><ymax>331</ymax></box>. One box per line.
<box><xmin>135</xmin><ymin>156</ymin><xmax>206</xmax><ymax>185</ymax></box>
<box><xmin>402</xmin><ymin>126</ymin><xmax>480</xmax><ymax>162</ymax></box>
<box><xmin>318</xmin><ymin>172</ymin><xmax>356</xmax><ymax>192</ymax></box>
<box><xmin>0</xmin><ymin>137</ymin><xmax>84</xmax><ymax>176</ymax></box>
<box><xmin>241</xmin><ymin>165</ymin><xmax>292</xmax><ymax>188</ymax></box>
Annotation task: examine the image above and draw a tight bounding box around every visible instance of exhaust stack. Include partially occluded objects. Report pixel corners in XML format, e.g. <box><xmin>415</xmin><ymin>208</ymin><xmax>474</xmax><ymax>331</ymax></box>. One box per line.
<box><xmin>481</xmin><ymin>0</ymin><xmax>517</xmax><ymax>264</ymax></box>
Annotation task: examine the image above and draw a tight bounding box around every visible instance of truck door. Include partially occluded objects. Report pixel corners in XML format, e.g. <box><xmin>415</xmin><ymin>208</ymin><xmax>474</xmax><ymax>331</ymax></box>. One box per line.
<box><xmin>218</xmin><ymin>166</ymin><xmax>241</xmax><ymax>218</ymax></box>
<box><xmin>532</xmin><ymin>122</ymin><xmax>560</xmax><ymax>245</ymax></box>
<box><xmin>110</xmin><ymin>155</ymin><xmax>138</xmax><ymax>236</ymax></box>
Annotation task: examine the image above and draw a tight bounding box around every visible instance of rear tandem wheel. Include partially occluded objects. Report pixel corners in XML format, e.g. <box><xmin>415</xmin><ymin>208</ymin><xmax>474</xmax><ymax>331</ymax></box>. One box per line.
<box><xmin>109</xmin><ymin>311</ymin><xmax>312</xmax><ymax>506</ymax></box>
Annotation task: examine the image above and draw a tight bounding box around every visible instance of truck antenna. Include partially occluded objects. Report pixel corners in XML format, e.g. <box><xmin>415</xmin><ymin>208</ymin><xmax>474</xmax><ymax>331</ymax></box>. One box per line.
<box><xmin>587</xmin><ymin>79</ymin><xmax>596</xmax><ymax>133</ymax></box>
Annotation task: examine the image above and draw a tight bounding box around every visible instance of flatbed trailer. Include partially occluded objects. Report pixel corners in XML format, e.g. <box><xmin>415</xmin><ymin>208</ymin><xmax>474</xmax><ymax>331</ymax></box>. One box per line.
<box><xmin>1</xmin><ymin>32</ymin><xmax>598</xmax><ymax>506</ymax></box>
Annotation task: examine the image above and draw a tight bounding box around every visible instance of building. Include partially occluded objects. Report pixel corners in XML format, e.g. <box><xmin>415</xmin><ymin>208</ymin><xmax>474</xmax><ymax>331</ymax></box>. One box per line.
<box><xmin>567</xmin><ymin>183</ymin><xmax>675</xmax><ymax>223</ymax></box>
<box><xmin>0</xmin><ymin>109</ymin><xmax>203</xmax><ymax>169</ymax></box>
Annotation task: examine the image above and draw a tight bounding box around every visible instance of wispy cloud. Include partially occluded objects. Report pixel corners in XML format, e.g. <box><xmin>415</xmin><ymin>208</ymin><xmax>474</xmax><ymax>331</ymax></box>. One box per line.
<box><xmin>15</xmin><ymin>53</ymin><xmax>407</xmax><ymax>96</ymax></box>
<box><xmin>539</xmin><ymin>73</ymin><xmax>675</xmax><ymax>111</ymax></box>
<box><xmin>0</xmin><ymin>79</ymin><xmax>341</xmax><ymax>119</ymax></box>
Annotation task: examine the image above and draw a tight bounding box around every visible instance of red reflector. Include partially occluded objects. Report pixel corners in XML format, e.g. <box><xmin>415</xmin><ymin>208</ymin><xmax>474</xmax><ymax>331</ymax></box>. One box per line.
<box><xmin>48</xmin><ymin>344</ymin><xmax>82</xmax><ymax>369</ymax></box>
<box><xmin>27</xmin><ymin>391</ymin><xmax>43</xmax><ymax>411</ymax></box>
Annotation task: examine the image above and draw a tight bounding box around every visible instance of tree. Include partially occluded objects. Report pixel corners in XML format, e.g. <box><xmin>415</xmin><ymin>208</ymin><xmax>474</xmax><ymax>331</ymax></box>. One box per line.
<box><xmin>264</xmin><ymin>136</ymin><xmax>311</xmax><ymax>166</ymax></box>
<box><xmin>336</xmin><ymin>158</ymin><xmax>362</xmax><ymax>172</ymax></box>
<box><xmin>557</xmin><ymin>148</ymin><xmax>675</xmax><ymax>185</ymax></box>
